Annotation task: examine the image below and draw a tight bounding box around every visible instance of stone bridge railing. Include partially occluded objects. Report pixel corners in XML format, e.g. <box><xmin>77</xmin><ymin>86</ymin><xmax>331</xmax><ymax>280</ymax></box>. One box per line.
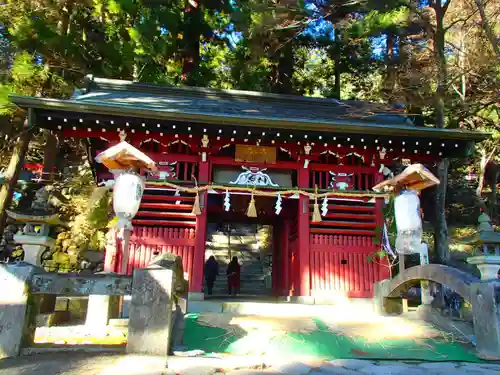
<box><xmin>374</xmin><ymin>264</ymin><xmax>500</xmax><ymax>360</ymax></box>
<box><xmin>0</xmin><ymin>262</ymin><xmax>178</xmax><ymax>360</ymax></box>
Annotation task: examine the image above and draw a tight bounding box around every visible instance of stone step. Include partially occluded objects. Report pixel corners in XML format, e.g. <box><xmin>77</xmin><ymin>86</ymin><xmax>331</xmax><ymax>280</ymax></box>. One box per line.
<box><xmin>187</xmin><ymin>298</ymin><xmax>376</xmax><ymax>315</ymax></box>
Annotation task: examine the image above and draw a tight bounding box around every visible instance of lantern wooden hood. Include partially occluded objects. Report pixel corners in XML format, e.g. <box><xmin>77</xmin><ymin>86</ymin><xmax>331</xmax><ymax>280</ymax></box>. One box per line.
<box><xmin>373</xmin><ymin>164</ymin><xmax>440</xmax><ymax>192</ymax></box>
<box><xmin>95</xmin><ymin>141</ymin><xmax>157</xmax><ymax>172</ymax></box>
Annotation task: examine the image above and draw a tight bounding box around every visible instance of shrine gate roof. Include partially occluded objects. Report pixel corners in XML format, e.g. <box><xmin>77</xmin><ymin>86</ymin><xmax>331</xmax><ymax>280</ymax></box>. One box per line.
<box><xmin>10</xmin><ymin>75</ymin><xmax>488</xmax><ymax>143</ymax></box>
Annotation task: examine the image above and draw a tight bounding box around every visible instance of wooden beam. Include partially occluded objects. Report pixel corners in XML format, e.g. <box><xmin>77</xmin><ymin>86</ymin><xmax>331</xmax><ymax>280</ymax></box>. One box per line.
<box><xmin>142</xmin><ymin>195</ymin><xmax>195</xmax><ymax>202</ymax></box>
<box><xmin>140</xmin><ymin>202</ymin><xmax>193</xmax><ymax>210</ymax></box>
<box><xmin>135</xmin><ymin>211</ymin><xmax>195</xmax><ymax>219</ymax></box>
<box><xmin>310</xmin><ymin>228</ymin><xmax>376</xmax><ymax>236</ymax></box>
<box><xmin>132</xmin><ymin>219</ymin><xmax>196</xmax><ymax>227</ymax></box>
<box><xmin>311</xmin><ymin>221</ymin><xmax>377</xmax><ymax>229</ymax></box>
<box><xmin>325</xmin><ymin>204</ymin><xmax>376</xmax><ymax>212</ymax></box>
<box><xmin>322</xmin><ymin>212</ymin><xmax>376</xmax><ymax>220</ymax></box>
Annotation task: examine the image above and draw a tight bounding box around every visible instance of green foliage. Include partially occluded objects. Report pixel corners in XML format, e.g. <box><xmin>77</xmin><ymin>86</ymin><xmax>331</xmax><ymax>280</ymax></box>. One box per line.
<box><xmin>0</xmin><ymin>0</ymin><xmax>497</xmax><ymax>252</ymax></box>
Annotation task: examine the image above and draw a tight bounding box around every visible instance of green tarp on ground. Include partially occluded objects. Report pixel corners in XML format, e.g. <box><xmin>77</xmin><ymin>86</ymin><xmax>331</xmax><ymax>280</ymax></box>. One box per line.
<box><xmin>183</xmin><ymin>314</ymin><xmax>481</xmax><ymax>363</ymax></box>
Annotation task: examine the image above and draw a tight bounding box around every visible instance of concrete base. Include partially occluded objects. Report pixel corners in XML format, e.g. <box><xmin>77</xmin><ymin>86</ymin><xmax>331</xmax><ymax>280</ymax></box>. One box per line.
<box><xmin>35</xmin><ymin>311</ymin><xmax>71</xmax><ymax>327</ymax></box>
<box><xmin>188</xmin><ymin>292</ymin><xmax>204</xmax><ymax>301</ymax></box>
<box><xmin>85</xmin><ymin>295</ymin><xmax>120</xmax><ymax>327</ymax></box>
<box><xmin>188</xmin><ymin>300</ymin><xmax>223</xmax><ymax>313</ymax></box>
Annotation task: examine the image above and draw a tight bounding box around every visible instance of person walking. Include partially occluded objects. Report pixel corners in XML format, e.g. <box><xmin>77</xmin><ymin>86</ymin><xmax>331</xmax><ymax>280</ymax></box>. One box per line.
<box><xmin>204</xmin><ymin>256</ymin><xmax>219</xmax><ymax>295</ymax></box>
<box><xmin>226</xmin><ymin>256</ymin><xmax>240</xmax><ymax>296</ymax></box>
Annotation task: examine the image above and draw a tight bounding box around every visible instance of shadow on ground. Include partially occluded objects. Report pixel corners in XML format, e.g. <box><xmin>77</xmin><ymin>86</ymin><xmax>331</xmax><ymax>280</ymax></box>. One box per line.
<box><xmin>183</xmin><ymin>313</ymin><xmax>481</xmax><ymax>362</ymax></box>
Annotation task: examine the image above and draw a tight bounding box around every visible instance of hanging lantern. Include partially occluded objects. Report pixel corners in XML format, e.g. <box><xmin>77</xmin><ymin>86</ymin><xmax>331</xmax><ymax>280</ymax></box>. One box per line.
<box><xmin>113</xmin><ymin>172</ymin><xmax>145</xmax><ymax>230</ymax></box>
<box><xmin>394</xmin><ymin>189</ymin><xmax>422</xmax><ymax>254</ymax></box>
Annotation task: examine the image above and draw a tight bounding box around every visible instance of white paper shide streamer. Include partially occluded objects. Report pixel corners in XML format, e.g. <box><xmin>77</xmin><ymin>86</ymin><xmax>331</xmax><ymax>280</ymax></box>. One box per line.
<box><xmin>275</xmin><ymin>193</ymin><xmax>282</xmax><ymax>215</ymax></box>
<box><xmin>224</xmin><ymin>190</ymin><xmax>231</xmax><ymax>212</ymax></box>
<box><xmin>321</xmin><ymin>197</ymin><xmax>329</xmax><ymax>216</ymax></box>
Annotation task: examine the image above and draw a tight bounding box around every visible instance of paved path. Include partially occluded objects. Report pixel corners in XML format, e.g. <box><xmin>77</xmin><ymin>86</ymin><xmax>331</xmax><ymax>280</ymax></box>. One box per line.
<box><xmin>2</xmin><ymin>353</ymin><xmax>500</xmax><ymax>375</ymax></box>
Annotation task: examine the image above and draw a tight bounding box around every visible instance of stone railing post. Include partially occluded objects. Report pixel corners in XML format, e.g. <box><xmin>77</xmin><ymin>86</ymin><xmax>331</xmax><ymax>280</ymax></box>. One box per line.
<box><xmin>373</xmin><ymin>279</ymin><xmax>404</xmax><ymax>315</ymax></box>
<box><xmin>470</xmin><ymin>280</ymin><xmax>500</xmax><ymax>360</ymax></box>
<box><xmin>0</xmin><ymin>263</ymin><xmax>38</xmax><ymax>359</ymax></box>
<box><xmin>127</xmin><ymin>266</ymin><xmax>174</xmax><ymax>357</ymax></box>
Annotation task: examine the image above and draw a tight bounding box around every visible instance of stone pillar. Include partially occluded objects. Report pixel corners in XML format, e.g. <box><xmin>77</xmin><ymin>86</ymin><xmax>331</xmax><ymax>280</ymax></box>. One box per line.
<box><xmin>373</xmin><ymin>279</ymin><xmax>403</xmax><ymax>316</ymax></box>
<box><xmin>0</xmin><ymin>263</ymin><xmax>38</xmax><ymax>359</ymax></box>
<box><xmin>85</xmin><ymin>295</ymin><xmax>120</xmax><ymax>328</ymax></box>
<box><xmin>417</xmin><ymin>244</ymin><xmax>434</xmax><ymax>318</ymax></box>
<box><xmin>470</xmin><ymin>281</ymin><xmax>500</xmax><ymax>360</ymax></box>
<box><xmin>127</xmin><ymin>267</ymin><xmax>174</xmax><ymax>356</ymax></box>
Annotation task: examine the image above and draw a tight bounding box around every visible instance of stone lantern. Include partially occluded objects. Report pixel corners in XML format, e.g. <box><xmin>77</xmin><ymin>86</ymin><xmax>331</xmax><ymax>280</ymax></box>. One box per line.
<box><xmin>6</xmin><ymin>187</ymin><xmax>61</xmax><ymax>266</ymax></box>
<box><xmin>464</xmin><ymin>211</ymin><xmax>500</xmax><ymax>280</ymax></box>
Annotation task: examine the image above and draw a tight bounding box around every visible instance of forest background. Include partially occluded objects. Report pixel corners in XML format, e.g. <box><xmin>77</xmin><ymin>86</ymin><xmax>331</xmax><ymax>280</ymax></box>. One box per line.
<box><xmin>0</xmin><ymin>0</ymin><xmax>498</xmax><ymax>266</ymax></box>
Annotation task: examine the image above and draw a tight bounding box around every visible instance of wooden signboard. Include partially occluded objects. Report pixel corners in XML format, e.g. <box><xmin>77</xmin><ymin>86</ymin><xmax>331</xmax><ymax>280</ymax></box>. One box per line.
<box><xmin>235</xmin><ymin>145</ymin><xmax>276</xmax><ymax>164</ymax></box>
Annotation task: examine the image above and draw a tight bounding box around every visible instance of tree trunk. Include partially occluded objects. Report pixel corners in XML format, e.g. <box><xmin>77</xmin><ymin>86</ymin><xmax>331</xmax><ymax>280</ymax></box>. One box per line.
<box><xmin>0</xmin><ymin>115</ymin><xmax>32</xmax><ymax>236</ymax></box>
<box><xmin>182</xmin><ymin>0</ymin><xmax>201</xmax><ymax>85</ymax></box>
<box><xmin>488</xmin><ymin>164</ymin><xmax>499</xmax><ymax>220</ymax></box>
<box><xmin>384</xmin><ymin>32</ymin><xmax>396</xmax><ymax>100</ymax></box>
<box><xmin>333</xmin><ymin>25</ymin><xmax>341</xmax><ymax>99</ymax></box>
<box><xmin>432</xmin><ymin>1</ymin><xmax>450</xmax><ymax>263</ymax></box>
<box><xmin>42</xmin><ymin>131</ymin><xmax>58</xmax><ymax>182</ymax></box>
<box><xmin>473</xmin><ymin>0</ymin><xmax>500</xmax><ymax>57</ymax></box>
<box><xmin>434</xmin><ymin>158</ymin><xmax>450</xmax><ymax>263</ymax></box>
<box><xmin>433</xmin><ymin>0</ymin><xmax>447</xmax><ymax>129</ymax></box>
<box><xmin>276</xmin><ymin>40</ymin><xmax>294</xmax><ymax>95</ymax></box>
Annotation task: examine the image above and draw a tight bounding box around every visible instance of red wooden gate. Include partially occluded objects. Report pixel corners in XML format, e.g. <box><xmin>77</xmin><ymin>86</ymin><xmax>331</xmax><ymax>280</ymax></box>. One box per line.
<box><xmin>310</xmin><ymin>234</ymin><xmax>386</xmax><ymax>298</ymax></box>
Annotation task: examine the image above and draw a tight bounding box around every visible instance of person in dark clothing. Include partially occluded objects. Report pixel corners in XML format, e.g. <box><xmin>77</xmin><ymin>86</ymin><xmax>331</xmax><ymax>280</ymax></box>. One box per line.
<box><xmin>204</xmin><ymin>256</ymin><xmax>219</xmax><ymax>295</ymax></box>
<box><xmin>226</xmin><ymin>256</ymin><xmax>241</xmax><ymax>296</ymax></box>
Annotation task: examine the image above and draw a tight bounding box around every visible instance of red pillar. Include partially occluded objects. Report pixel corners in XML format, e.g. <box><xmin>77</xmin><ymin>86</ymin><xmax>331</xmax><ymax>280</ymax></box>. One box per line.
<box><xmin>374</xmin><ymin>172</ymin><xmax>390</xmax><ymax>280</ymax></box>
<box><xmin>376</xmin><ymin>197</ymin><xmax>391</xmax><ymax>280</ymax></box>
<box><xmin>272</xmin><ymin>224</ymin><xmax>279</xmax><ymax>296</ymax></box>
<box><xmin>281</xmin><ymin>219</ymin><xmax>290</xmax><ymax>295</ymax></box>
<box><xmin>190</xmin><ymin>160</ymin><xmax>210</xmax><ymax>294</ymax></box>
<box><xmin>297</xmin><ymin>167</ymin><xmax>311</xmax><ymax>296</ymax></box>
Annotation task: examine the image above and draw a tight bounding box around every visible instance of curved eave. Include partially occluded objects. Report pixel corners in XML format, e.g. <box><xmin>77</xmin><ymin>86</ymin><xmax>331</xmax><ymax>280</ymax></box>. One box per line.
<box><xmin>10</xmin><ymin>95</ymin><xmax>491</xmax><ymax>142</ymax></box>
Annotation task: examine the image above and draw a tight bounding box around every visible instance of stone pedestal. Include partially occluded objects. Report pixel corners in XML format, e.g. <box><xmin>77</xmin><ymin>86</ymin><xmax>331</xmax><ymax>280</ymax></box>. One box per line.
<box><xmin>85</xmin><ymin>295</ymin><xmax>120</xmax><ymax>327</ymax></box>
<box><xmin>467</xmin><ymin>256</ymin><xmax>500</xmax><ymax>280</ymax></box>
<box><xmin>0</xmin><ymin>263</ymin><xmax>38</xmax><ymax>359</ymax></box>
<box><xmin>470</xmin><ymin>281</ymin><xmax>500</xmax><ymax>360</ymax></box>
<box><xmin>127</xmin><ymin>267</ymin><xmax>174</xmax><ymax>356</ymax></box>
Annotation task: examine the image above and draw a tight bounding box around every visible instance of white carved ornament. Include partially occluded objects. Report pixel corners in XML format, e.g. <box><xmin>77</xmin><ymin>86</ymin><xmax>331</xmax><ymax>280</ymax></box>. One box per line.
<box><xmin>329</xmin><ymin>171</ymin><xmax>353</xmax><ymax>190</ymax></box>
<box><xmin>158</xmin><ymin>161</ymin><xmax>177</xmax><ymax>179</ymax></box>
<box><xmin>230</xmin><ymin>167</ymin><xmax>279</xmax><ymax>187</ymax></box>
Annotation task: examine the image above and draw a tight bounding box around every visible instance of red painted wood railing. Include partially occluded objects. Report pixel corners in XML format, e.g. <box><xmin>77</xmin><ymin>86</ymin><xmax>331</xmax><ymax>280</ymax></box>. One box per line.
<box><xmin>116</xmin><ymin>226</ymin><xmax>196</xmax><ymax>277</ymax></box>
<box><xmin>309</xmin><ymin>234</ymin><xmax>384</xmax><ymax>298</ymax></box>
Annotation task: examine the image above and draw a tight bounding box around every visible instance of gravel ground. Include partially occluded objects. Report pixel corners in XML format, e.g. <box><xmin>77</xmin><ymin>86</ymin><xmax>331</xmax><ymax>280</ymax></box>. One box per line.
<box><xmin>1</xmin><ymin>353</ymin><xmax>500</xmax><ymax>375</ymax></box>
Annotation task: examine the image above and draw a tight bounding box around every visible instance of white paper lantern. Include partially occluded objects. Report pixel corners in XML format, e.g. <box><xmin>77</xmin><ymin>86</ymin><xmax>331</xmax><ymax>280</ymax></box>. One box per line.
<box><xmin>394</xmin><ymin>189</ymin><xmax>422</xmax><ymax>254</ymax></box>
<box><xmin>113</xmin><ymin>172</ymin><xmax>145</xmax><ymax>230</ymax></box>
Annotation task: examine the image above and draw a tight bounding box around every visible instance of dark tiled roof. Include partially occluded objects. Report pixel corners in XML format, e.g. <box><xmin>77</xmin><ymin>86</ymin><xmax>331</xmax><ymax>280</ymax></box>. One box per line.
<box><xmin>72</xmin><ymin>77</ymin><xmax>413</xmax><ymax>127</ymax></box>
